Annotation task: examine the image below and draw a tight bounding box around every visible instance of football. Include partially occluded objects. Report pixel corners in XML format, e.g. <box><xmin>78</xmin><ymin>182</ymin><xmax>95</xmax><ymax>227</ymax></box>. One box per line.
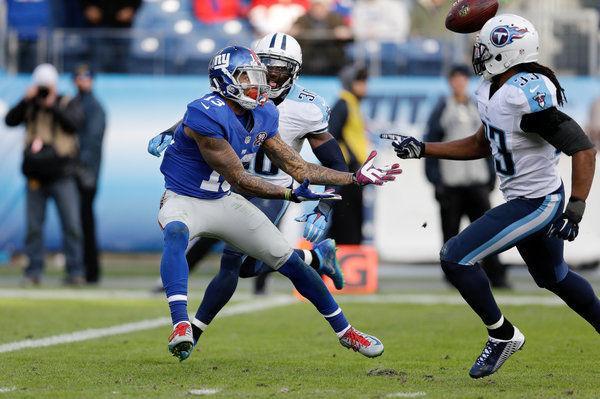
<box><xmin>445</xmin><ymin>0</ymin><xmax>499</xmax><ymax>34</ymax></box>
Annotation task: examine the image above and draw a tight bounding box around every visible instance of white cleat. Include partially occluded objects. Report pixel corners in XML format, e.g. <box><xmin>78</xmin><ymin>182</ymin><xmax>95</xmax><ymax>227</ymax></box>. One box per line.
<box><xmin>339</xmin><ymin>326</ymin><xmax>384</xmax><ymax>358</ymax></box>
<box><xmin>168</xmin><ymin>321</ymin><xmax>194</xmax><ymax>362</ymax></box>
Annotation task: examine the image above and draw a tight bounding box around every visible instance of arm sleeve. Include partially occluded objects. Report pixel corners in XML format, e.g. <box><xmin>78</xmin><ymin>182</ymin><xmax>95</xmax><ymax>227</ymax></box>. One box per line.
<box><xmin>521</xmin><ymin>107</ymin><xmax>594</xmax><ymax>156</ymax></box>
<box><xmin>4</xmin><ymin>99</ymin><xmax>29</xmax><ymax>127</ymax></box>
<box><xmin>54</xmin><ymin>97</ymin><xmax>84</xmax><ymax>134</ymax></box>
<box><xmin>423</xmin><ymin>97</ymin><xmax>446</xmax><ymax>186</ymax></box>
<box><xmin>328</xmin><ymin>99</ymin><xmax>348</xmax><ymax>141</ymax></box>
<box><xmin>312</xmin><ymin>137</ymin><xmax>348</xmax><ymax>173</ymax></box>
<box><xmin>182</xmin><ymin>103</ymin><xmax>226</xmax><ymax>139</ymax></box>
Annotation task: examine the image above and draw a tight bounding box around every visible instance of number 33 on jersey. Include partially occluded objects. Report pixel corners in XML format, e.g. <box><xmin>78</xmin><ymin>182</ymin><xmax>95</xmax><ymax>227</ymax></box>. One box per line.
<box><xmin>476</xmin><ymin>72</ymin><xmax>562</xmax><ymax>201</ymax></box>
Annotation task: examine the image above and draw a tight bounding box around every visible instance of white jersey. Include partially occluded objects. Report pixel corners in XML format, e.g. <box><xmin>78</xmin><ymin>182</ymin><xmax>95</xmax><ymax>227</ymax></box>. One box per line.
<box><xmin>248</xmin><ymin>83</ymin><xmax>330</xmax><ymax>187</ymax></box>
<box><xmin>475</xmin><ymin>72</ymin><xmax>562</xmax><ymax>201</ymax></box>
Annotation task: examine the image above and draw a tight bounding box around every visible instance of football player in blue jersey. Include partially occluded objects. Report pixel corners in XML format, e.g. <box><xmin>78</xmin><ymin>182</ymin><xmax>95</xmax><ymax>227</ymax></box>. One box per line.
<box><xmin>149</xmin><ymin>34</ymin><xmax>349</xmax><ymax>295</ymax></box>
<box><xmin>382</xmin><ymin>15</ymin><xmax>599</xmax><ymax>378</ymax></box>
<box><xmin>155</xmin><ymin>45</ymin><xmax>401</xmax><ymax>361</ymax></box>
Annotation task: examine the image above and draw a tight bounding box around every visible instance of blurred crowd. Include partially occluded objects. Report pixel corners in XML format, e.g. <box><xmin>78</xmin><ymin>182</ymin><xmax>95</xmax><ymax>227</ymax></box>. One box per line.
<box><xmin>5</xmin><ymin>0</ymin><xmax>597</xmax><ymax>75</ymax></box>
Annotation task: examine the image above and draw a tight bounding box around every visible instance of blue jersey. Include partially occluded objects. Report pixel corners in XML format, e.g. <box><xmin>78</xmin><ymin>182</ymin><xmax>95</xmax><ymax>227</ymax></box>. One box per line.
<box><xmin>160</xmin><ymin>93</ymin><xmax>279</xmax><ymax>199</ymax></box>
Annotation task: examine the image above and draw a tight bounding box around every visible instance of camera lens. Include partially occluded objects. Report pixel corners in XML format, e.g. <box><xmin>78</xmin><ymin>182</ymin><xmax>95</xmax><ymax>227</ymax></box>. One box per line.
<box><xmin>37</xmin><ymin>86</ymin><xmax>50</xmax><ymax>98</ymax></box>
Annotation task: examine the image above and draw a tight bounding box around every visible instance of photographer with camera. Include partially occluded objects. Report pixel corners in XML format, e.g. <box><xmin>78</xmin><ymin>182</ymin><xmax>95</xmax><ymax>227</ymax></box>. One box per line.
<box><xmin>5</xmin><ymin>63</ymin><xmax>85</xmax><ymax>286</ymax></box>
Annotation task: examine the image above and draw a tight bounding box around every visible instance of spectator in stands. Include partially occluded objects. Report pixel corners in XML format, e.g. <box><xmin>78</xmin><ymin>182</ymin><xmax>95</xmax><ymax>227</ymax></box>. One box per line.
<box><xmin>81</xmin><ymin>0</ymin><xmax>142</xmax><ymax>28</ymax></box>
<box><xmin>291</xmin><ymin>0</ymin><xmax>352</xmax><ymax>75</ymax></box>
<box><xmin>81</xmin><ymin>0</ymin><xmax>142</xmax><ymax>72</ymax></box>
<box><xmin>352</xmin><ymin>0</ymin><xmax>410</xmax><ymax>42</ymax></box>
<box><xmin>193</xmin><ymin>0</ymin><xmax>246</xmax><ymax>24</ymax></box>
<box><xmin>248</xmin><ymin>0</ymin><xmax>310</xmax><ymax>37</ymax></box>
<box><xmin>71</xmin><ymin>64</ymin><xmax>106</xmax><ymax>285</ymax></box>
<box><xmin>327</xmin><ymin>65</ymin><xmax>369</xmax><ymax>244</ymax></box>
<box><xmin>410</xmin><ymin>0</ymin><xmax>452</xmax><ymax>37</ymax></box>
<box><xmin>4</xmin><ymin>64</ymin><xmax>85</xmax><ymax>286</ymax></box>
<box><xmin>586</xmin><ymin>97</ymin><xmax>600</xmax><ymax>149</ymax></box>
<box><xmin>333</xmin><ymin>0</ymin><xmax>353</xmax><ymax>25</ymax></box>
<box><xmin>6</xmin><ymin>0</ymin><xmax>52</xmax><ymax>72</ymax></box>
<box><xmin>424</xmin><ymin>65</ymin><xmax>509</xmax><ymax>288</ymax></box>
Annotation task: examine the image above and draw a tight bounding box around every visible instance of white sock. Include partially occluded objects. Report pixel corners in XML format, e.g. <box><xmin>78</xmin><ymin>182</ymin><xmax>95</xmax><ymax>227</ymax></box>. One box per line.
<box><xmin>192</xmin><ymin>318</ymin><xmax>208</xmax><ymax>331</ymax></box>
<box><xmin>302</xmin><ymin>249</ymin><xmax>313</xmax><ymax>266</ymax></box>
<box><xmin>336</xmin><ymin>325</ymin><xmax>351</xmax><ymax>338</ymax></box>
<box><xmin>486</xmin><ymin>315</ymin><xmax>504</xmax><ymax>330</ymax></box>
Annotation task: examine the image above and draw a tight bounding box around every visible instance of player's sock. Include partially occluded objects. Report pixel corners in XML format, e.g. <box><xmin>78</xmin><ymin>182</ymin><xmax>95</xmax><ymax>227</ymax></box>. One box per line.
<box><xmin>299</xmin><ymin>249</ymin><xmax>320</xmax><ymax>272</ymax></box>
<box><xmin>486</xmin><ymin>315</ymin><xmax>515</xmax><ymax>340</ymax></box>
<box><xmin>278</xmin><ymin>252</ymin><xmax>349</xmax><ymax>335</ymax></box>
<box><xmin>191</xmin><ymin>319</ymin><xmax>207</xmax><ymax>344</ymax></box>
<box><xmin>441</xmin><ymin>260</ymin><xmax>503</xmax><ymax>326</ymax></box>
<box><xmin>548</xmin><ymin>270</ymin><xmax>600</xmax><ymax>333</ymax></box>
<box><xmin>194</xmin><ymin>250</ymin><xmax>241</xmax><ymax>326</ymax></box>
<box><xmin>160</xmin><ymin>221</ymin><xmax>190</xmax><ymax>326</ymax></box>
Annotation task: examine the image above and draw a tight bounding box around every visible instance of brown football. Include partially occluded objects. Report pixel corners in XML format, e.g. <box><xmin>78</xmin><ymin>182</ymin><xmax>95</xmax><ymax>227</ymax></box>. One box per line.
<box><xmin>445</xmin><ymin>0</ymin><xmax>499</xmax><ymax>34</ymax></box>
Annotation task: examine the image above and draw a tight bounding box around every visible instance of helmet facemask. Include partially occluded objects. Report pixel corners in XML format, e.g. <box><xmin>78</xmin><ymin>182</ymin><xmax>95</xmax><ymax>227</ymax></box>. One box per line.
<box><xmin>472</xmin><ymin>40</ymin><xmax>493</xmax><ymax>78</ymax></box>
<box><xmin>258</xmin><ymin>55</ymin><xmax>300</xmax><ymax>99</ymax></box>
<box><xmin>226</xmin><ymin>66</ymin><xmax>271</xmax><ymax>110</ymax></box>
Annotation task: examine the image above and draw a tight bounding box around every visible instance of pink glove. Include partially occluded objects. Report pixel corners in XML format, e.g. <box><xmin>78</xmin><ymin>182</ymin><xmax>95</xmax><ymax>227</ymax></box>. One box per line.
<box><xmin>353</xmin><ymin>151</ymin><xmax>402</xmax><ymax>186</ymax></box>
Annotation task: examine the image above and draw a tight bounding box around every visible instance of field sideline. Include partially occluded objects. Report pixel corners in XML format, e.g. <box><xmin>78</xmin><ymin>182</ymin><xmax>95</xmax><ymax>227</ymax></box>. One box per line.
<box><xmin>0</xmin><ymin>287</ymin><xmax>598</xmax><ymax>399</ymax></box>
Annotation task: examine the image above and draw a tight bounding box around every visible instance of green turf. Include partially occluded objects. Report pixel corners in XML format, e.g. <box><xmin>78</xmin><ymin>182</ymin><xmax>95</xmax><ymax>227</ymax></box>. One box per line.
<box><xmin>0</xmin><ymin>299</ymin><xmax>598</xmax><ymax>399</ymax></box>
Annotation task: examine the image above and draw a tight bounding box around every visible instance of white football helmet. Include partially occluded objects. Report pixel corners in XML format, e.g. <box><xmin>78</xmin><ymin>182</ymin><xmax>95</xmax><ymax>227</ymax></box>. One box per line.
<box><xmin>253</xmin><ymin>33</ymin><xmax>302</xmax><ymax>98</ymax></box>
<box><xmin>473</xmin><ymin>14</ymin><xmax>539</xmax><ymax>80</ymax></box>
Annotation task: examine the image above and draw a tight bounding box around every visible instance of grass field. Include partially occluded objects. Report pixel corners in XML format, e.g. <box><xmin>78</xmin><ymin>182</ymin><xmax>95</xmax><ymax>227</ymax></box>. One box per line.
<box><xmin>0</xmin><ymin>289</ymin><xmax>599</xmax><ymax>399</ymax></box>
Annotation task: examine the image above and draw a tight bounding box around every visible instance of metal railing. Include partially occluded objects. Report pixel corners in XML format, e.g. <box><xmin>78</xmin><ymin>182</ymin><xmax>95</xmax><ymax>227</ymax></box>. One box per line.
<box><xmin>1</xmin><ymin>15</ymin><xmax>598</xmax><ymax>76</ymax></box>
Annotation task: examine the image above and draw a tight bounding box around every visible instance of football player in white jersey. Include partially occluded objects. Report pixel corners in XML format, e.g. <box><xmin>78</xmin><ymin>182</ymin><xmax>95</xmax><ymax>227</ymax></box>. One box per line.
<box><xmin>382</xmin><ymin>14</ymin><xmax>598</xmax><ymax>378</ymax></box>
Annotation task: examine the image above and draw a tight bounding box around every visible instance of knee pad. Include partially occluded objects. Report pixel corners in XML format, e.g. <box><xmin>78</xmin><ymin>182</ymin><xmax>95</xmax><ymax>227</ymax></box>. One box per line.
<box><xmin>440</xmin><ymin>237</ymin><xmax>462</xmax><ymax>264</ymax></box>
<box><xmin>220</xmin><ymin>250</ymin><xmax>243</xmax><ymax>275</ymax></box>
<box><xmin>531</xmin><ymin>261</ymin><xmax>569</xmax><ymax>289</ymax></box>
<box><xmin>163</xmin><ymin>222</ymin><xmax>189</xmax><ymax>247</ymax></box>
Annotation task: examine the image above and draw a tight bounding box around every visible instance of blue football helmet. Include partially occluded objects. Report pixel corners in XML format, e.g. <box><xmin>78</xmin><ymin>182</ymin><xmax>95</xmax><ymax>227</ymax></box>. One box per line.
<box><xmin>208</xmin><ymin>46</ymin><xmax>270</xmax><ymax>110</ymax></box>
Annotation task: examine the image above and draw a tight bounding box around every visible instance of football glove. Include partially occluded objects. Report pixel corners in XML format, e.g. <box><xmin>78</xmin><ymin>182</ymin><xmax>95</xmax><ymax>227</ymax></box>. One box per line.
<box><xmin>380</xmin><ymin>133</ymin><xmax>425</xmax><ymax>159</ymax></box>
<box><xmin>148</xmin><ymin>130</ymin><xmax>174</xmax><ymax>157</ymax></box>
<box><xmin>295</xmin><ymin>201</ymin><xmax>332</xmax><ymax>243</ymax></box>
<box><xmin>353</xmin><ymin>150</ymin><xmax>402</xmax><ymax>186</ymax></box>
<box><xmin>547</xmin><ymin>198</ymin><xmax>585</xmax><ymax>242</ymax></box>
<box><xmin>286</xmin><ymin>179</ymin><xmax>342</xmax><ymax>203</ymax></box>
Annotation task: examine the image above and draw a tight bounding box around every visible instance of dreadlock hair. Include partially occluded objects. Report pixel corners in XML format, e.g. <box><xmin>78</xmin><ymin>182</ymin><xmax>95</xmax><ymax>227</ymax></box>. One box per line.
<box><xmin>515</xmin><ymin>62</ymin><xmax>567</xmax><ymax>107</ymax></box>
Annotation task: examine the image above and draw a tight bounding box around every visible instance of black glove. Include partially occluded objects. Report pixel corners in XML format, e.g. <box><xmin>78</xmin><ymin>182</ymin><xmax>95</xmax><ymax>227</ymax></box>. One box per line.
<box><xmin>547</xmin><ymin>198</ymin><xmax>586</xmax><ymax>241</ymax></box>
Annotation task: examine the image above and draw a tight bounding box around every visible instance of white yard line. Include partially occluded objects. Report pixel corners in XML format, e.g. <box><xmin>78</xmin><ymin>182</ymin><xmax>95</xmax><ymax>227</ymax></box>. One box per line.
<box><xmin>0</xmin><ymin>289</ymin><xmax>565</xmax><ymax>307</ymax></box>
<box><xmin>0</xmin><ymin>291</ymin><xmax>568</xmax><ymax>354</ymax></box>
<box><xmin>0</xmin><ymin>295</ymin><xmax>296</xmax><ymax>354</ymax></box>
<box><xmin>0</xmin><ymin>288</ymin><xmax>256</xmax><ymax>301</ymax></box>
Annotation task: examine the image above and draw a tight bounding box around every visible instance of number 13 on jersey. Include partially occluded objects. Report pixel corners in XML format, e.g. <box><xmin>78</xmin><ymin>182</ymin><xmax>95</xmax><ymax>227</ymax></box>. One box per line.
<box><xmin>482</xmin><ymin>120</ymin><xmax>515</xmax><ymax>176</ymax></box>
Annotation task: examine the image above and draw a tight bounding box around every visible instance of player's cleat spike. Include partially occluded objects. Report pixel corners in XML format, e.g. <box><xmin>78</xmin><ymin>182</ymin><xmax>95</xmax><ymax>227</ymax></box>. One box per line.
<box><xmin>168</xmin><ymin>321</ymin><xmax>194</xmax><ymax>362</ymax></box>
<box><xmin>339</xmin><ymin>327</ymin><xmax>384</xmax><ymax>358</ymax></box>
<box><xmin>314</xmin><ymin>239</ymin><xmax>345</xmax><ymax>290</ymax></box>
<box><xmin>469</xmin><ymin>327</ymin><xmax>525</xmax><ymax>379</ymax></box>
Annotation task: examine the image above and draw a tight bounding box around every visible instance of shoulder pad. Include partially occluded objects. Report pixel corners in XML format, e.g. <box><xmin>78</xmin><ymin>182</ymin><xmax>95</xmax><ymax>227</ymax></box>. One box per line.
<box><xmin>506</xmin><ymin>72</ymin><xmax>556</xmax><ymax>113</ymax></box>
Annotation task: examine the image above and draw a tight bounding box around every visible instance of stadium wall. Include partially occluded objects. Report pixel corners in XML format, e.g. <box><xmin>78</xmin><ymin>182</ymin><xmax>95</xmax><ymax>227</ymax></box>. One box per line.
<box><xmin>0</xmin><ymin>74</ymin><xmax>598</xmax><ymax>264</ymax></box>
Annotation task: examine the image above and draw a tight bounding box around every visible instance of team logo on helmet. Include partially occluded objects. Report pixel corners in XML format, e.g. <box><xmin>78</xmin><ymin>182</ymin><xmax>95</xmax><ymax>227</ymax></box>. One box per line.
<box><xmin>533</xmin><ymin>91</ymin><xmax>547</xmax><ymax>109</ymax></box>
<box><xmin>490</xmin><ymin>25</ymin><xmax>529</xmax><ymax>48</ymax></box>
<box><xmin>254</xmin><ymin>132</ymin><xmax>268</xmax><ymax>146</ymax></box>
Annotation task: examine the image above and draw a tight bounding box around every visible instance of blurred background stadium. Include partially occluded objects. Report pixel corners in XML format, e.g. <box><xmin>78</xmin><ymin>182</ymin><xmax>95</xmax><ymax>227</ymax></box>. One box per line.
<box><xmin>0</xmin><ymin>0</ymin><xmax>599</xmax><ymax>290</ymax></box>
